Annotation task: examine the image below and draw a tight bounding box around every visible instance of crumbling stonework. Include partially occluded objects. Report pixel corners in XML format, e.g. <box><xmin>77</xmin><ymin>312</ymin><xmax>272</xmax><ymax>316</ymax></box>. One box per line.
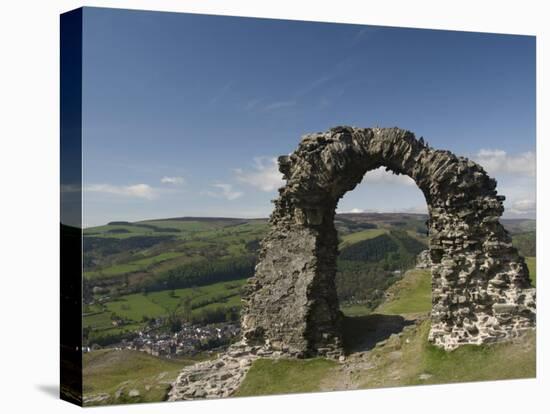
<box><xmin>168</xmin><ymin>342</ymin><xmax>283</xmax><ymax>400</ymax></box>
<box><xmin>416</xmin><ymin>250</ymin><xmax>432</xmax><ymax>269</ymax></box>
<box><xmin>241</xmin><ymin>126</ymin><xmax>536</xmax><ymax>353</ymax></box>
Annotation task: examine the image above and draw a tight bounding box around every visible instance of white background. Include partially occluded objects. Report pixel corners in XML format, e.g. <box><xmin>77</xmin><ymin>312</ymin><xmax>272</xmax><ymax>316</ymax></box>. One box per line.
<box><xmin>0</xmin><ymin>0</ymin><xmax>548</xmax><ymax>412</ymax></box>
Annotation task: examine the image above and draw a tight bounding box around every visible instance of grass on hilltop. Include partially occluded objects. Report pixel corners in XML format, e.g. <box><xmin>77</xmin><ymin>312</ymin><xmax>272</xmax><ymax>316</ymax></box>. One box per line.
<box><xmin>354</xmin><ymin>319</ymin><xmax>535</xmax><ymax>389</ymax></box>
<box><xmin>236</xmin><ymin>319</ymin><xmax>535</xmax><ymax>397</ymax></box>
<box><xmin>235</xmin><ymin>358</ymin><xmax>338</xmax><ymax>397</ymax></box>
<box><xmin>375</xmin><ymin>268</ymin><xmax>432</xmax><ymax>315</ymax></box>
<box><xmin>339</xmin><ymin>229</ymin><xmax>388</xmax><ymax>249</ymax></box>
<box><xmin>359</xmin><ymin>258</ymin><xmax>536</xmax><ymax>317</ymax></box>
<box><xmin>237</xmin><ymin>259</ymin><xmax>537</xmax><ymax>397</ymax></box>
<box><xmin>526</xmin><ymin>256</ymin><xmax>536</xmax><ymax>286</ymax></box>
<box><xmin>83</xmin><ymin>349</ymin><xmax>209</xmax><ymax>406</ymax></box>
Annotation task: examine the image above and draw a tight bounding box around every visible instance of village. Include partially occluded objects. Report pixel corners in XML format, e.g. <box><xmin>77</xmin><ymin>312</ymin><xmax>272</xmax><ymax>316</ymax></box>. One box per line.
<box><xmin>84</xmin><ymin>322</ymin><xmax>241</xmax><ymax>358</ymax></box>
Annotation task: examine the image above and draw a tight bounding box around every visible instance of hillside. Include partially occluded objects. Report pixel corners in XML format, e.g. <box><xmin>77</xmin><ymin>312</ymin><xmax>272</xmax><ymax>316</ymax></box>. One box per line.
<box><xmin>84</xmin><ymin>214</ymin><xmax>434</xmax><ymax>346</ymax></box>
<box><xmin>236</xmin><ymin>265</ymin><xmax>536</xmax><ymax>397</ymax></box>
<box><xmin>82</xmin><ymin>214</ymin><xmax>535</xmax><ymax>347</ymax></box>
<box><xmin>84</xmin><ymin>265</ymin><xmax>536</xmax><ymax>404</ymax></box>
<box><xmin>237</xmin><ymin>319</ymin><xmax>535</xmax><ymax>397</ymax></box>
<box><xmin>82</xmin><ymin>349</ymin><xmax>210</xmax><ymax>405</ymax></box>
<box><xmin>82</xmin><ymin>214</ymin><xmax>536</xmax><ymax>404</ymax></box>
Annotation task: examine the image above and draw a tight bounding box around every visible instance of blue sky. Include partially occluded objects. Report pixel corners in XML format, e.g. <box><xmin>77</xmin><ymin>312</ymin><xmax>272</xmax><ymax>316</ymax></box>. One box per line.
<box><xmin>81</xmin><ymin>7</ymin><xmax>536</xmax><ymax>227</ymax></box>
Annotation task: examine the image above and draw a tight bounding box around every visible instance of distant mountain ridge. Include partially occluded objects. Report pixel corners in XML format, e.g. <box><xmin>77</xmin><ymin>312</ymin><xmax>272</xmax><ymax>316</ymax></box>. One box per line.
<box><xmin>91</xmin><ymin>212</ymin><xmax>534</xmax><ymax>232</ymax></box>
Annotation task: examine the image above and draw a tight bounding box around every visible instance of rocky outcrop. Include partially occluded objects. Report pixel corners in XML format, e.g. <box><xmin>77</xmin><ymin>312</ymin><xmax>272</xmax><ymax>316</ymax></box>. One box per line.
<box><xmin>168</xmin><ymin>342</ymin><xmax>284</xmax><ymax>401</ymax></box>
<box><xmin>241</xmin><ymin>126</ymin><xmax>536</xmax><ymax>353</ymax></box>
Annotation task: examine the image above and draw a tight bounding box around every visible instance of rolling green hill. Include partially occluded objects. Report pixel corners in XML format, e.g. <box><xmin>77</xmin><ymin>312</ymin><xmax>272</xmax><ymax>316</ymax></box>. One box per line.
<box><xmin>83</xmin><ymin>214</ymin><xmax>535</xmax><ymax>347</ymax></box>
<box><xmin>513</xmin><ymin>231</ymin><xmax>536</xmax><ymax>257</ymax></box>
<box><xmin>337</xmin><ymin>230</ymin><xmax>428</xmax><ymax>312</ymax></box>
<box><xmin>82</xmin><ymin>214</ymin><xmax>536</xmax><ymax>403</ymax></box>
<box><xmin>84</xmin><ymin>280</ymin><xmax>244</xmax><ymax>346</ymax></box>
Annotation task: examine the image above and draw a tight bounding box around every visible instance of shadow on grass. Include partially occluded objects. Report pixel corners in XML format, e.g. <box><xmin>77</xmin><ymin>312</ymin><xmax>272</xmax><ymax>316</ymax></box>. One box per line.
<box><xmin>342</xmin><ymin>313</ymin><xmax>415</xmax><ymax>354</ymax></box>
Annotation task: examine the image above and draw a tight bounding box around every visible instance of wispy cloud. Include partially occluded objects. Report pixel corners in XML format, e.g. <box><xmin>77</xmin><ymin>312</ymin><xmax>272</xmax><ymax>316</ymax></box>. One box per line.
<box><xmin>160</xmin><ymin>176</ymin><xmax>185</xmax><ymax>185</ymax></box>
<box><xmin>471</xmin><ymin>148</ymin><xmax>535</xmax><ymax>218</ymax></box>
<box><xmin>202</xmin><ymin>183</ymin><xmax>243</xmax><ymax>201</ymax></box>
<box><xmin>209</xmin><ymin>81</ymin><xmax>233</xmax><ymax>105</ymax></box>
<box><xmin>294</xmin><ymin>75</ymin><xmax>334</xmax><ymax>99</ymax></box>
<box><xmin>234</xmin><ymin>157</ymin><xmax>284</xmax><ymax>192</ymax></box>
<box><xmin>244</xmin><ymin>98</ymin><xmax>264</xmax><ymax>111</ymax></box>
<box><xmin>262</xmin><ymin>100</ymin><xmax>296</xmax><ymax>112</ymax></box>
<box><xmin>350</xmin><ymin>27</ymin><xmax>376</xmax><ymax>46</ymax></box>
<box><xmin>247</xmin><ymin>74</ymin><xmax>337</xmax><ymax>113</ymax></box>
<box><xmin>474</xmin><ymin>149</ymin><xmax>535</xmax><ymax>177</ymax></box>
<box><xmin>85</xmin><ymin>183</ymin><xmax>158</xmax><ymax>200</ymax></box>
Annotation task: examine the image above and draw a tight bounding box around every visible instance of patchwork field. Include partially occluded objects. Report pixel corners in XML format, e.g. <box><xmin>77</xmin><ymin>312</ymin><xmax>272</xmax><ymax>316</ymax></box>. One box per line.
<box><xmin>84</xmin><ymin>280</ymin><xmax>245</xmax><ymax>345</ymax></box>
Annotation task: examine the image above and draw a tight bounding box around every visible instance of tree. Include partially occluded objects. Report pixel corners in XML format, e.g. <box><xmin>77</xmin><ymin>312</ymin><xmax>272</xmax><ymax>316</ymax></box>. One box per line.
<box><xmin>167</xmin><ymin>310</ymin><xmax>182</xmax><ymax>333</ymax></box>
<box><xmin>182</xmin><ymin>297</ymin><xmax>193</xmax><ymax>322</ymax></box>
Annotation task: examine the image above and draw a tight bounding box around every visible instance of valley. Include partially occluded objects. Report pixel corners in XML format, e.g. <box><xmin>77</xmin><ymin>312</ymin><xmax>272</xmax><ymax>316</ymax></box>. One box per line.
<box><xmin>82</xmin><ymin>213</ymin><xmax>536</xmax><ymax>405</ymax></box>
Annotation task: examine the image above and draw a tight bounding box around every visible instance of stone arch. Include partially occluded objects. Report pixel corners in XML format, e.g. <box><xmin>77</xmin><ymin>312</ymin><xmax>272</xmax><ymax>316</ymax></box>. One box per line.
<box><xmin>241</xmin><ymin>126</ymin><xmax>536</xmax><ymax>355</ymax></box>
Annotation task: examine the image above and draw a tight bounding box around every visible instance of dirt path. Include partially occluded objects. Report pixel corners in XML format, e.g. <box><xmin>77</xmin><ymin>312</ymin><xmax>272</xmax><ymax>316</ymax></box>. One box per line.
<box><xmin>320</xmin><ymin>313</ymin><xmax>427</xmax><ymax>391</ymax></box>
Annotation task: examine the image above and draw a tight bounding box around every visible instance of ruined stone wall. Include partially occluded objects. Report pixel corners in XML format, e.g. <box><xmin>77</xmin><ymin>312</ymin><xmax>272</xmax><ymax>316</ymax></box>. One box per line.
<box><xmin>241</xmin><ymin>126</ymin><xmax>536</xmax><ymax>354</ymax></box>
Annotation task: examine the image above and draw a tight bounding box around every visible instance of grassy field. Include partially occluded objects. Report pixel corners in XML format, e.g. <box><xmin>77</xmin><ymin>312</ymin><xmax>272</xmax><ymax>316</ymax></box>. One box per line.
<box><xmin>81</xmin><ymin>214</ymin><xmax>537</xmax><ymax>402</ymax></box>
<box><xmin>84</xmin><ymin>279</ymin><xmax>246</xmax><ymax>344</ymax></box>
<box><xmin>235</xmin><ymin>358</ymin><xmax>338</xmax><ymax>397</ymax></box>
<box><xmin>340</xmin><ymin>303</ymin><xmax>374</xmax><ymax>317</ymax></box>
<box><xmin>339</xmin><ymin>228</ymin><xmax>388</xmax><ymax>249</ymax></box>
<box><xmin>236</xmin><ymin>320</ymin><xmax>535</xmax><ymax>397</ymax></box>
<box><xmin>84</xmin><ymin>219</ymin><xmax>268</xmax><ymax>240</ymax></box>
<box><xmin>526</xmin><ymin>256</ymin><xmax>536</xmax><ymax>286</ymax></box>
<box><xmin>412</xmin><ymin>322</ymin><xmax>535</xmax><ymax>384</ymax></box>
<box><xmin>354</xmin><ymin>257</ymin><xmax>536</xmax><ymax>317</ymax></box>
<box><xmin>355</xmin><ymin>319</ymin><xmax>535</xmax><ymax>389</ymax></box>
<box><xmin>238</xmin><ymin>259</ymin><xmax>537</xmax><ymax>397</ymax></box>
<box><xmin>375</xmin><ymin>269</ymin><xmax>432</xmax><ymax>315</ymax></box>
<box><xmin>83</xmin><ymin>349</ymin><xmax>209</xmax><ymax>405</ymax></box>
<box><xmin>84</xmin><ymin>218</ymin><xmax>267</xmax><ymax>283</ymax></box>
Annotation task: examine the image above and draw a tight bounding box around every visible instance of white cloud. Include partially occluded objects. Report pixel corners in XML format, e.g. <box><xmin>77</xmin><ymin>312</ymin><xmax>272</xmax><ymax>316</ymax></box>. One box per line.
<box><xmin>474</xmin><ymin>149</ymin><xmax>535</xmax><ymax>177</ymax></box>
<box><xmin>473</xmin><ymin>148</ymin><xmax>536</xmax><ymax>218</ymax></box>
<box><xmin>234</xmin><ymin>157</ymin><xmax>284</xmax><ymax>192</ymax></box>
<box><xmin>507</xmin><ymin>198</ymin><xmax>536</xmax><ymax>216</ymax></box>
<box><xmin>403</xmin><ymin>205</ymin><xmax>429</xmax><ymax>214</ymax></box>
<box><xmin>85</xmin><ymin>183</ymin><xmax>157</xmax><ymax>200</ymax></box>
<box><xmin>203</xmin><ymin>183</ymin><xmax>243</xmax><ymax>201</ymax></box>
<box><xmin>363</xmin><ymin>167</ymin><xmax>416</xmax><ymax>186</ymax></box>
<box><xmin>338</xmin><ymin>205</ymin><xmax>429</xmax><ymax>215</ymax></box>
<box><xmin>161</xmin><ymin>176</ymin><xmax>185</xmax><ymax>185</ymax></box>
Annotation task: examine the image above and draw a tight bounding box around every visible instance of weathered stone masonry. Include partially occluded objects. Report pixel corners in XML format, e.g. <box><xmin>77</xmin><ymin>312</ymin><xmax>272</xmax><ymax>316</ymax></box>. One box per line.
<box><xmin>241</xmin><ymin>126</ymin><xmax>536</xmax><ymax>354</ymax></box>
